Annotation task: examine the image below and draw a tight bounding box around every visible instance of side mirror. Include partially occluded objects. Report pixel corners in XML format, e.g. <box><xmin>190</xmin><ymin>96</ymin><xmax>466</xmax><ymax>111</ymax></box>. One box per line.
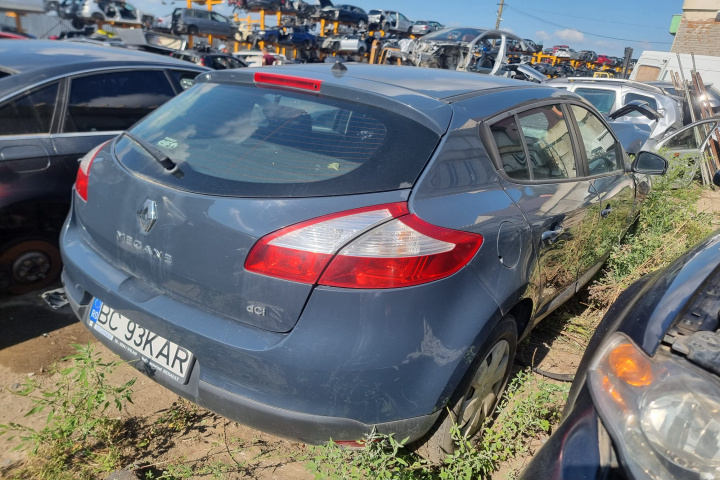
<box><xmin>632</xmin><ymin>151</ymin><xmax>668</xmax><ymax>175</ymax></box>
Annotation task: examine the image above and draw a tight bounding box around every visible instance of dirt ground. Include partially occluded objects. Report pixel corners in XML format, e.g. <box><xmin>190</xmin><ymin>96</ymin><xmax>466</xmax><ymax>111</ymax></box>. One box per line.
<box><xmin>0</xmin><ymin>283</ymin><xmax>580</xmax><ymax>480</ymax></box>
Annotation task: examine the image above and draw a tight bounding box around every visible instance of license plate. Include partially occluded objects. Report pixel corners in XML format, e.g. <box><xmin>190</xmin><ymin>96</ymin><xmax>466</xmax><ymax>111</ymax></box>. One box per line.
<box><xmin>88</xmin><ymin>298</ymin><xmax>194</xmax><ymax>385</ymax></box>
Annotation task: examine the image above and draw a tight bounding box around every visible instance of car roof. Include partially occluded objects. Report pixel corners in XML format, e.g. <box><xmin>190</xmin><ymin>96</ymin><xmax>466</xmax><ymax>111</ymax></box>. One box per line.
<box><xmin>547</xmin><ymin>77</ymin><xmax>667</xmax><ymax>94</ymax></box>
<box><xmin>217</xmin><ymin>63</ymin><xmax>540</xmax><ymax>102</ymax></box>
<box><xmin>0</xmin><ymin>40</ymin><xmax>207</xmax><ymax>98</ymax></box>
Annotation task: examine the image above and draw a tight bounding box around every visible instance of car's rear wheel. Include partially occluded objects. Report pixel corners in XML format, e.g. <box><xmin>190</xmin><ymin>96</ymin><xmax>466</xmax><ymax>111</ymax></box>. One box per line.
<box><xmin>411</xmin><ymin>316</ymin><xmax>517</xmax><ymax>463</ymax></box>
<box><xmin>91</xmin><ymin>12</ymin><xmax>104</xmax><ymax>22</ymax></box>
<box><xmin>71</xmin><ymin>17</ymin><xmax>84</xmax><ymax>29</ymax></box>
<box><xmin>267</xmin><ymin>34</ymin><xmax>277</xmax><ymax>44</ymax></box>
<box><xmin>0</xmin><ymin>238</ymin><xmax>62</xmax><ymax>295</ymax></box>
<box><xmin>187</xmin><ymin>25</ymin><xmax>198</xmax><ymax>36</ymax></box>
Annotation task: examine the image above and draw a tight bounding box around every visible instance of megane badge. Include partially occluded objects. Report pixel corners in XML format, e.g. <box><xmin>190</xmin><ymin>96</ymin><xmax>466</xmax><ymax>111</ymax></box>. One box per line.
<box><xmin>138</xmin><ymin>199</ymin><xmax>158</xmax><ymax>233</ymax></box>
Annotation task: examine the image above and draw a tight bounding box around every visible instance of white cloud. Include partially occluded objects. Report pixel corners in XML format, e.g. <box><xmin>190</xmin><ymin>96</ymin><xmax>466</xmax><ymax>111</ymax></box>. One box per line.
<box><xmin>555</xmin><ymin>29</ymin><xmax>584</xmax><ymax>42</ymax></box>
<box><xmin>535</xmin><ymin>30</ymin><xmax>550</xmax><ymax>41</ymax></box>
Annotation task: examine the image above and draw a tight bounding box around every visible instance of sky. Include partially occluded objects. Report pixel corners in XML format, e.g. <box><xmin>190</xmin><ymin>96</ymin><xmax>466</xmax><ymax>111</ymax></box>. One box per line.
<box><xmin>131</xmin><ymin>0</ymin><xmax>682</xmax><ymax>57</ymax></box>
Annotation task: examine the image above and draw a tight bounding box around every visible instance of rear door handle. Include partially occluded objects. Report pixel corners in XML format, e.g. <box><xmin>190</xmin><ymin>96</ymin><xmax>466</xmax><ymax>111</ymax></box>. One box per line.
<box><xmin>601</xmin><ymin>204</ymin><xmax>612</xmax><ymax>218</ymax></box>
<box><xmin>541</xmin><ymin>225</ymin><xmax>564</xmax><ymax>243</ymax></box>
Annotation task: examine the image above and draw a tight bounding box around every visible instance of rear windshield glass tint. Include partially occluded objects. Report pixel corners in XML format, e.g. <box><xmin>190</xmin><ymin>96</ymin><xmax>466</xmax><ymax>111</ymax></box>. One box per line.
<box><xmin>119</xmin><ymin>82</ymin><xmax>440</xmax><ymax>197</ymax></box>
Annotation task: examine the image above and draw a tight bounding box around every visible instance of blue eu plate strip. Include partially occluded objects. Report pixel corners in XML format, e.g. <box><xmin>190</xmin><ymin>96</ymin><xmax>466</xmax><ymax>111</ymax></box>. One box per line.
<box><xmin>89</xmin><ymin>298</ymin><xmax>103</xmax><ymax>323</ymax></box>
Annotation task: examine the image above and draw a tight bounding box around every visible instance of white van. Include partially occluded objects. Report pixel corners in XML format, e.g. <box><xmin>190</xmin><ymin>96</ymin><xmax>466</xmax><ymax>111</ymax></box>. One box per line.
<box><xmin>631</xmin><ymin>50</ymin><xmax>720</xmax><ymax>87</ymax></box>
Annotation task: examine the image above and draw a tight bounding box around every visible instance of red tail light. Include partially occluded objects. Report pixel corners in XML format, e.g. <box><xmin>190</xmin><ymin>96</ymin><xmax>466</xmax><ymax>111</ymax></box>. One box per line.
<box><xmin>75</xmin><ymin>141</ymin><xmax>109</xmax><ymax>202</ymax></box>
<box><xmin>245</xmin><ymin>203</ymin><xmax>483</xmax><ymax>289</ymax></box>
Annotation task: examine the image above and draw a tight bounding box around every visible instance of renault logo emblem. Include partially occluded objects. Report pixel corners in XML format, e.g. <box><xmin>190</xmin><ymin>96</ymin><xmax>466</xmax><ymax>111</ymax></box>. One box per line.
<box><xmin>137</xmin><ymin>199</ymin><xmax>157</xmax><ymax>233</ymax></box>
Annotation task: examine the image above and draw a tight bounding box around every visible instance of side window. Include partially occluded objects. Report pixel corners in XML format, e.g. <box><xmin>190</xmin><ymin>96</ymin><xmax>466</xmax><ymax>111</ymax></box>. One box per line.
<box><xmin>518</xmin><ymin>105</ymin><xmax>577</xmax><ymax>180</ymax></box>
<box><xmin>571</xmin><ymin>105</ymin><xmax>621</xmax><ymax>175</ymax></box>
<box><xmin>63</xmin><ymin>70</ymin><xmax>175</xmax><ymax>133</ymax></box>
<box><xmin>0</xmin><ymin>83</ymin><xmax>58</xmax><ymax>136</ymax></box>
<box><xmin>169</xmin><ymin>70</ymin><xmax>200</xmax><ymax>90</ymax></box>
<box><xmin>574</xmin><ymin>88</ymin><xmax>616</xmax><ymax>114</ymax></box>
<box><xmin>211</xmin><ymin>12</ymin><xmax>225</xmax><ymax>22</ymax></box>
<box><xmin>664</xmin><ymin>122</ymin><xmax>718</xmax><ymax>150</ymax></box>
<box><xmin>490</xmin><ymin>116</ymin><xmax>529</xmax><ymax>180</ymax></box>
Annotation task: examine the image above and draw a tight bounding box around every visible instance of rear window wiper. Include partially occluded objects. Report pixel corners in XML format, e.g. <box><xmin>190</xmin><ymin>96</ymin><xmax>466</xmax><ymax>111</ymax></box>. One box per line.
<box><xmin>123</xmin><ymin>132</ymin><xmax>184</xmax><ymax>178</ymax></box>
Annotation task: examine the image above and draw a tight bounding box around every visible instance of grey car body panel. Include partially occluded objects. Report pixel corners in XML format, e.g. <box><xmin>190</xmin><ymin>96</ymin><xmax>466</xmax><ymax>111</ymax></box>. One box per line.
<box><xmin>62</xmin><ymin>64</ymin><xmax>647</xmax><ymax>445</ymax></box>
<box><xmin>63</xmin><ymin>206</ymin><xmax>502</xmax><ymax>426</ymax></box>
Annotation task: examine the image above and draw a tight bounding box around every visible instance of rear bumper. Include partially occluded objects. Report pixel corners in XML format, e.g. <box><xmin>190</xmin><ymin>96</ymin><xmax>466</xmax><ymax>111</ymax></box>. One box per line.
<box><xmin>60</xmin><ymin>203</ymin><xmax>504</xmax><ymax>445</ymax></box>
<box><xmin>61</xmin><ymin>264</ymin><xmax>439</xmax><ymax>445</ymax></box>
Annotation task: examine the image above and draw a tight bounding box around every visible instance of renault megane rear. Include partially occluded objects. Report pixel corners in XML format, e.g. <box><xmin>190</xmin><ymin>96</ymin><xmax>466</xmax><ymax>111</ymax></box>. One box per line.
<box><xmin>61</xmin><ymin>64</ymin><xmax>667</xmax><ymax>460</ymax></box>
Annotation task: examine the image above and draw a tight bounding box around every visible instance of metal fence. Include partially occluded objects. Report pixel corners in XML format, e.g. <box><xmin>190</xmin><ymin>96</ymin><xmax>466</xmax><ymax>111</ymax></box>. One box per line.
<box><xmin>1</xmin><ymin>12</ymin><xmax>93</xmax><ymax>38</ymax></box>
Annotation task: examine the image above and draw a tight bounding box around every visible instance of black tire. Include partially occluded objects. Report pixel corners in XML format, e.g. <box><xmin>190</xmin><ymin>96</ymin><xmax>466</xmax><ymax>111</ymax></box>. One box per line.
<box><xmin>267</xmin><ymin>34</ymin><xmax>277</xmax><ymax>44</ymax></box>
<box><xmin>411</xmin><ymin>316</ymin><xmax>517</xmax><ymax>463</ymax></box>
<box><xmin>187</xmin><ymin>25</ymin><xmax>198</xmax><ymax>36</ymax></box>
<box><xmin>71</xmin><ymin>17</ymin><xmax>84</xmax><ymax>30</ymax></box>
<box><xmin>302</xmin><ymin>39</ymin><xmax>311</xmax><ymax>50</ymax></box>
<box><xmin>91</xmin><ymin>12</ymin><xmax>104</xmax><ymax>23</ymax></box>
<box><xmin>0</xmin><ymin>238</ymin><xmax>62</xmax><ymax>295</ymax></box>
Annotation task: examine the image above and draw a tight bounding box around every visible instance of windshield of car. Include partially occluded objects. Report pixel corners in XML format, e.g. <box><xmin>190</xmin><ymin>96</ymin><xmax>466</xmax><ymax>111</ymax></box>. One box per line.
<box><xmin>118</xmin><ymin>82</ymin><xmax>441</xmax><ymax>197</ymax></box>
<box><xmin>421</xmin><ymin>27</ymin><xmax>485</xmax><ymax>42</ymax></box>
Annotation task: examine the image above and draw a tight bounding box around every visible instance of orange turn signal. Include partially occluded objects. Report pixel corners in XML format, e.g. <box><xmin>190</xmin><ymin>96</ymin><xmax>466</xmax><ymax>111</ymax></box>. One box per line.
<box><xmin>608</xmin><ymin>343</ymin><xmax>654</xmax><ymax>387</ymax></box>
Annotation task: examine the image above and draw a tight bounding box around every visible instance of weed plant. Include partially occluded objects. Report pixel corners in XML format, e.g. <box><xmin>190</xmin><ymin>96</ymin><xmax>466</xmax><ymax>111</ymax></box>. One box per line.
<box><xmin>0</xmin><ymin>343</ymin><xmax>136</xmax><ymax>479</ymax></box>
<box><xmin>304</xmin><ymin>370</ymin><xmax>568</xmax><ymax>479</ymax></box>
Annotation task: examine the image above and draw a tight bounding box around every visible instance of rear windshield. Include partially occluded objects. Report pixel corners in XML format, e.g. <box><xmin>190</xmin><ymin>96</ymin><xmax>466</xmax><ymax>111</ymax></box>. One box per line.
<box><xmin>119</xmin><ymin>82</ymin><xmax>440</xmax><ymax>197</ymax></box>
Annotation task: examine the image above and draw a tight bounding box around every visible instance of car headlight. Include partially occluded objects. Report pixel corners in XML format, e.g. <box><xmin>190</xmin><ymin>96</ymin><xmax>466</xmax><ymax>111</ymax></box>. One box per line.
<box><xmin>588</xmin><ymin>334</ymin><xmax>720</xmax><ymax>479</ymax></box>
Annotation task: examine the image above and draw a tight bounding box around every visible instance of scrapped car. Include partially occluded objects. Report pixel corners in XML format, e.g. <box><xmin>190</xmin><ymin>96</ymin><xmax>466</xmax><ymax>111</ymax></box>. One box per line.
<box><xmin>61</xmin><ymin>64</ymin><xmax>668</xmax><ymax>461</ymax></box>
<box><xmin>166</xmin><ymin>8</ymin><xmax>236</xmax><ymax>37</ymax></box>
<box><xmin>115</xmin><ymin>29</ymin><xmax>187</xmax><ymax>57</ymax></box>
<box><xmin>411</xmin><ymin>20</ymin><xmax>443</xmax><ymax>35</ymax></box>
<box><xmin>233</xmin><ymin>49</ymin><xmax>287</xmax><ymax>67</ymax></box>
<box><xmin>521</xmin><ymin>216</ymin><xmax>720</xmax><ymax>480</ymax></box>
<box><xmin>407</xmin><ymin>27</ymin><xmax>531</xmax><ymax>75</ymax></box>
<box><xmin>548</xmin><ymin>78</ymin><xmax>685</xmax><ymax>139</ymax></box>
<box><xmin>319</xmin><ymin>4</ymin><xmax>368</xmax><ymax>29</ymax></box>
<box><xmin>250</xmin><ymin>26</ymin><xmax>283</xmax><ymax>45</ymax></box>
<box><xmin>367</xmin><ymin>9</ymin><xmax>413</xmax><ymax>33</ymax></box>
<box><xmin>171</xmin><ymin>44</ymin><xmax>247</xmax><ymax>69</ymax></box>
<box><xmin>319</xmin><ymin>33</ymin><xmax>368</xmax><ymax>54</ymax></box>
<box><xmin>279</xmin><ymin>24</ymin><xmax>316</xmax><ymax>49</ymax></box>
<box><xmin>0</xmin><ymin>41</ymin><xmax>207</xmax><ymax>294</ymax></box>
<box><xmin>579</xmin><ymin>50</ymin><xmax>597</xmax><ymax>62</ymax></box>
<box><xmin>79</xmin><ymin>0</ymin><xmax>143</xmax><ymax>26</ymax></box>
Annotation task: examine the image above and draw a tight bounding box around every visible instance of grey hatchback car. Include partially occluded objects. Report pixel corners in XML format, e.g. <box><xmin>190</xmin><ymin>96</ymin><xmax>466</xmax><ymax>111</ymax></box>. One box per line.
<box><xmin>61</xmin><ymin>65</ymin><xmax>667</xmax><ymax>460</ymax></box>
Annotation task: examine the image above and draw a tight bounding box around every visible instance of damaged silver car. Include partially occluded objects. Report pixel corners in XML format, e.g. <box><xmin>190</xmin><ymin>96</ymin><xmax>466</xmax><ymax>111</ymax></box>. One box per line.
<box><xmin>405</xmin><ymin>27</ymin><xmax>532</xmax><ymax>76</ymax></box>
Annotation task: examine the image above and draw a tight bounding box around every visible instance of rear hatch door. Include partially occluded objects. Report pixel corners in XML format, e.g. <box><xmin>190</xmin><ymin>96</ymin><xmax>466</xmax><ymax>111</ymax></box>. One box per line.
<box><xmin>75</xmin><ymin>75</ymin><xmax>449</xmax><ymax>332</ymax></box>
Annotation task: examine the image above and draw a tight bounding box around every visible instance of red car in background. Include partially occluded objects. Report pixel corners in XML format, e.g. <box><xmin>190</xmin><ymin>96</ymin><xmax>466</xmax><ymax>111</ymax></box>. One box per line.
<box><xmin>596</xmin><ymin>54</ymin><xmax>613</xmax><ymax>65</ymax></box>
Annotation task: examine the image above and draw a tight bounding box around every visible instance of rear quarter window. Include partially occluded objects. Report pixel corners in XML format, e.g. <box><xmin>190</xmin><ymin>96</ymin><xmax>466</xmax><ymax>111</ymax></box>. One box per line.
<box><xmin>119</xmin><ymin>82</ymin><xmax>441</xmax><ymax>197</ymax></box>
